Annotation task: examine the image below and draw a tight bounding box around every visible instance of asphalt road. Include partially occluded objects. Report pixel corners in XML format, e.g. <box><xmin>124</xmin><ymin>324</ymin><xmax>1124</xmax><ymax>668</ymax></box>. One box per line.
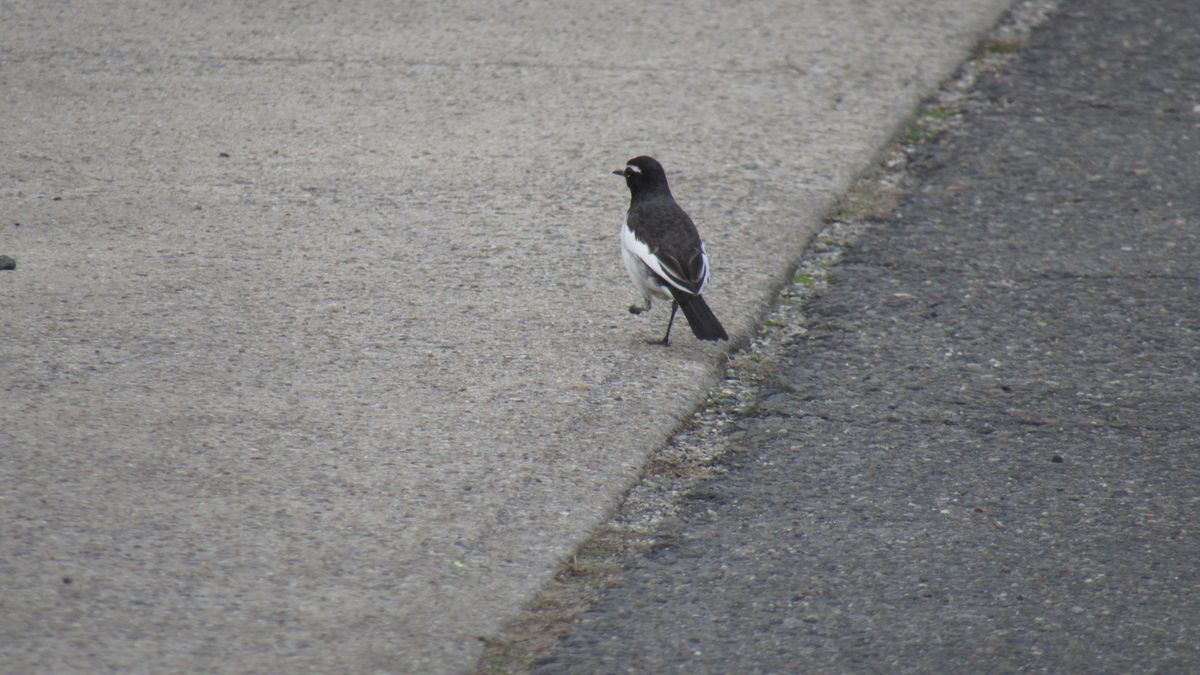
<box><xmin>530</xmin><ymin>0</ymin><xmax>1200</xmax><ymax>671</ymax></box>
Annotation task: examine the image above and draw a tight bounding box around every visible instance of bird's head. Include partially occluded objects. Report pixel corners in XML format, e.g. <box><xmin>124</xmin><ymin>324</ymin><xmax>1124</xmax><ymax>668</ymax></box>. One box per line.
<box><xmin>613</xmin><ymin>155</ymin><xmax>671</xmax><ymax>197</ymax></box>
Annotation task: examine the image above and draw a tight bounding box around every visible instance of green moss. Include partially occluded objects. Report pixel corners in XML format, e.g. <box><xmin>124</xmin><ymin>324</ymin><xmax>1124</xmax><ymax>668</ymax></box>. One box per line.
<box><xmin>978</xmin><ymin>38</ymin><xmax>1024</xmax><ymax>55</ymax></box>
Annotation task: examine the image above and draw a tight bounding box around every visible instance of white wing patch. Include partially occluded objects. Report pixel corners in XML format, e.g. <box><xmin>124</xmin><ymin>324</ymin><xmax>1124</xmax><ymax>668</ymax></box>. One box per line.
<box><xmin>620</xmin><ymin>218</ymin><xmax>706</xmax><ymax>297</ymax></box>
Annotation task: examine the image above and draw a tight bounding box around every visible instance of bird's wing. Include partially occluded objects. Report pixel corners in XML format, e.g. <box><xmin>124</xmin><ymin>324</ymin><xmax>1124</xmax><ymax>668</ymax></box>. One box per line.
<box><xmin>621</xmin><ymin>218</ymin><xmax>708</xmax><ymax>296</ymax></box>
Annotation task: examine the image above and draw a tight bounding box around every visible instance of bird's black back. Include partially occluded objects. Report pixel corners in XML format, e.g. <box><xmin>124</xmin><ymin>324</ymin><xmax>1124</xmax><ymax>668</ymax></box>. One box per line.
<box><xmin>621</xmin><ymin>157</ymin><xmax>707</xmax><ymax>293</ymax></box>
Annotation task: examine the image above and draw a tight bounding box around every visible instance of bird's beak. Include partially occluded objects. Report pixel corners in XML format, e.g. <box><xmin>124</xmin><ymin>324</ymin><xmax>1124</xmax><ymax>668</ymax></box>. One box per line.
<box><xmin>612</xmin><ymin>169</ymin><xmax>625</xmax><ymax>176</ymax></box>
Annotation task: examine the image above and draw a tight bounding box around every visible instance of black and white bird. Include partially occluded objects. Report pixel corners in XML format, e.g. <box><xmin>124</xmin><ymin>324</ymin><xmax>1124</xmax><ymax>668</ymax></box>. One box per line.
<box><xmin>614</xmin><ymin>156</ymin><xmax>729</xmax><ymax>345</ymax></box>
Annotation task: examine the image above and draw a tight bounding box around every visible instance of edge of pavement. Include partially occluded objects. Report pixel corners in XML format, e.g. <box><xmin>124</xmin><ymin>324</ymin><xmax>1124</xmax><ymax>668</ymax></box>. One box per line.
<box><xmin>475</xmin><ymin>1</ymin><xmax>1060</xmax><ymax>671</ymax></box>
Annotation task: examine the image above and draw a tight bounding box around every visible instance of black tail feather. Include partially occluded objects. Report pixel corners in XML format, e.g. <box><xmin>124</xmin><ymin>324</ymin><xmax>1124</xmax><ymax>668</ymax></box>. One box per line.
<box><xmin>673</xmin><ymin>292</ymin><xmax>728</xmax><ymax>342</ymax></box>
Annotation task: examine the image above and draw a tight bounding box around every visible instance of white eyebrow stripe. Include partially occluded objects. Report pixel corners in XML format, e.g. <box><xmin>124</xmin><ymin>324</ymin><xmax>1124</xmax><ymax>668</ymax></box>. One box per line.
<box><xmin>626</xmin><ymin>164</ymin><xmax>642</xmax><ymax>174</ymax></box>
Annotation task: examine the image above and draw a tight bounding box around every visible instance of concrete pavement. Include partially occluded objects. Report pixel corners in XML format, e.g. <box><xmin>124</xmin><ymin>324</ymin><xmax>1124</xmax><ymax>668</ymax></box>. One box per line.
<box><xmin>2</xmin><ymin>1</ymin><xmax>1013</xmax><ymax>671</ymax></box>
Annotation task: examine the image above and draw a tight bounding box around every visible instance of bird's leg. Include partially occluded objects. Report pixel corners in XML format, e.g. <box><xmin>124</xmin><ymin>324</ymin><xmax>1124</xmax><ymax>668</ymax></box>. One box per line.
<box><xmin>658</xmin><ymin>300</ymin><xmax>679</xmax><ymax>346</ymax></box>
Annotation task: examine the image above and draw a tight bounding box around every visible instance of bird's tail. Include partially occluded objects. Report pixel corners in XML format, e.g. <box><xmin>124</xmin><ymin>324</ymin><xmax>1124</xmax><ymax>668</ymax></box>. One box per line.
<box><xmin>674</xmin><ymin>292</ymin><xmax>729</xmax><ymax>342</ymax></box>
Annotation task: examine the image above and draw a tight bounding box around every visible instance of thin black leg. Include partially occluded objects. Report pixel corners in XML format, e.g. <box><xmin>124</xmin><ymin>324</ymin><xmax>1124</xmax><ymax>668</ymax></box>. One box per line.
<box><xmin>660</xmin><ymin>300</ymin><xmax>678</xmax><ymax>345</ymax></box>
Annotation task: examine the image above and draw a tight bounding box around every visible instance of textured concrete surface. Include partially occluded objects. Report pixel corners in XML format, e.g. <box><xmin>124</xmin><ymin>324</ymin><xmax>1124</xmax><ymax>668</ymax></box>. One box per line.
<box><xmin>1</xmin><ymin>1</ymin><xmax>1012</xmax><ymax>671</ymax></box>
<box><xmin>531</xmin><ymin>0</ymin><xmax>1200</xmax><ymax>671</ymax></box>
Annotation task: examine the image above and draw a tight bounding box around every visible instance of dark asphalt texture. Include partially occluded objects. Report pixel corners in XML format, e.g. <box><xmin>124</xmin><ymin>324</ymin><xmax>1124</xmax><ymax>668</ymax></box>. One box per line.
<box><xmin>533</xmin><ymin>0</ymin><xmax>1200</xmax><ymax>672</ymax></box>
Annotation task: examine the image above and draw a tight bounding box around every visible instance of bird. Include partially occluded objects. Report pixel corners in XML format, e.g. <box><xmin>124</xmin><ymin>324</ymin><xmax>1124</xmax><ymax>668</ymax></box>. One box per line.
<box><xmin>614</xmin><ymin>155</ymin><xmax>729</xmax><ymax>345</ymax></box>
